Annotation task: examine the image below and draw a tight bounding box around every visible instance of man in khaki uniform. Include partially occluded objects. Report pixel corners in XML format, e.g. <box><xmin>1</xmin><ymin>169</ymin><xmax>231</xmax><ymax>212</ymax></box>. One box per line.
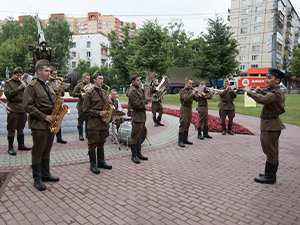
<box><xmin>151</xmin><ymin>78</ymin><xmax>164</xmax><ymax>127</ymax></box>
<box><xmin>217</xmin><ymin>79</ymin><xmax>237</xmax><ymax>135</ymax></box>
<box><xmin>83</xmin><ymin>71</ymin><xmax>112</xmax><ymax>174</ymax></box>
<box><xmin>23</xmin><ymin>59</ymin><xmax>61</xmax><ymax>191</ymax></box>
<box><xmin>4</xmin><ymin>67</ymin><xmax>31</xmax><ymax>155</ymax></box>
<box><xmin>127</xmin><ymin>72</ymin><xmax>152</xmax><ymax>163</ymax></box>
<box><xmin>244</xmin><ymin>68</ymin><xmax>286</xmax><ymax>184</ymax></box>
<box><xmin>110</xmin><ymin>89</ymin><xmax>124</xmax><ymax>131</ymax></box>
<box><xmin>195</xmin><ymin>81</ymin><xmax>213</xmax><ymax>140</ymax></box>
<box><xmin>178</xmin><ymin>76</ymin><xmax>198</xmax><ymax>147</ymax></box>
<box><xmin>49</xmin><ymin>67</ymin><xmax>67</xmax><ymax>144</ymax></box>
<box><xmin>71</xmin><ymin>73</ymin><xmax>90</xmax><ymax>141</ymax></box>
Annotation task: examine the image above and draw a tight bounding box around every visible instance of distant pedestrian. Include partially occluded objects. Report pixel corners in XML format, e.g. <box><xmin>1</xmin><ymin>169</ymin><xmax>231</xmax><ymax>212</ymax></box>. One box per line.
<box><xmin>243</xmin><ymin>68</ymin><xmax>286</xmax><ymax>184</ymax></box>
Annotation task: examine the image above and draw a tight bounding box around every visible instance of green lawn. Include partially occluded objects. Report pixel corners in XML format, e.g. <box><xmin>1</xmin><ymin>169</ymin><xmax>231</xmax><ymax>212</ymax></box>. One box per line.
<box><xmin>119</xmin><ymin>93</ymin><xmax>300</xmax><ymax>127</ymax></box>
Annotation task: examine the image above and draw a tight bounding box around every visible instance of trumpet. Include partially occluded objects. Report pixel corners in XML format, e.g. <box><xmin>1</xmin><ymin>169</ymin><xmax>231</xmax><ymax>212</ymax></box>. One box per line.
<box><xmin>0</xmin><ymin>99</ymin><xmax>11</xmax><ymax>114</ymax></box>
<box><xmin>18</xmin><ymin>78</ymin><xmax>27</xmax><ymax>87</ymax></box>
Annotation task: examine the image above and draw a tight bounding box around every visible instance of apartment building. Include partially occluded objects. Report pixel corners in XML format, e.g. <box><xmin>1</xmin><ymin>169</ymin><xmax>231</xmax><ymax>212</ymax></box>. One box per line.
<box><xmin>229</xmin><ymin>0</ymin><xmax>300</xmax><ymax>72</ymax></box>
<box><xmin>69</xmin><ymin>33</ymin><xmax>111</xmax><ymax>69</ymax></box>
<box><xmin>41</xmin><ymin>12</ymin><xmax>136</xmax><ymax>40</ymax></box>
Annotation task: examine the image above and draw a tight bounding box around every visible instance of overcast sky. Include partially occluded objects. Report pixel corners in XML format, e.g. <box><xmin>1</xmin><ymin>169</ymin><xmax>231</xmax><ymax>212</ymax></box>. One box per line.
<box><xmin>1</xmin><ymin>0</ymin><xmax>300</xmax><ymax>38</ymax></box>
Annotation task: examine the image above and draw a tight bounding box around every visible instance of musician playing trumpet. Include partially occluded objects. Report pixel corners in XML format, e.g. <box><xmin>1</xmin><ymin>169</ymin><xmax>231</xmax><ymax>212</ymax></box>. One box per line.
<box><xmin>195</xmin><ymin>81</ymin><xmax>213</xmax><ymax>140</ymax></box>
<box><xmin>151</xmin><ymin>78</ymin><xmax>164</xmax><ymax>127</ymax></box>
<box><xmin>4</xmin><ymin>67</ymin><xmax>31</xmax><ymax>156</ymax></box>
<box><xmin>212</xmin><ymin>79</ymin><xmax>237</xmax><ymax>135</ymax></box>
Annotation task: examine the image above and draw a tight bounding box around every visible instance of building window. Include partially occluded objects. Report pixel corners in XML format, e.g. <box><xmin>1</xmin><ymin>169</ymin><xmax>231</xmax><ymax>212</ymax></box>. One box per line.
<box><xmin>241</xmin><ymin>28</ymin><xmax>248</xmax><ymax>34</ymax></box>
<box><xmin>87</xmin><ymin>41</ymin><xmax>91</xmax><ymax>48</ymax></box>
<box><xmin>253</xmin><ymin>36</ymin><xmax>261</xmax><ymax>42</ymax></box>
<box><xmin>251</xmin><ymin>65</ymin><xmax>258</xmax><ymax>68</ymax></box>
<box><xmin>241</xmin><ymin>18</ymin><xmax>248</xmax><ymax>24</ymax></box>
<box><xmin>239</xmin><ymin>56</ymin><xmax>246</xmax><ymax>61</ymax></box>
<box><xmin>240</xmin><ymin>37</ymin><xmax>247</xmax><ymax>43</ymax></box>
<box><xmin>239</xmin><ymin>65</ymin><xmax>245</xmax><ymax>70</ymax></box>
<box><xmin>255</xmin><ymin>16</ymin><xmax>262</xmax><ymax>22</ymax></box>
<box><xmin>242</xmin><ymin>9</ymin><xmax>249</xmax><ymax>15</ymax></box>
<box><xmin>252</xmin><ymin>55</ymin><xmax>259</xmax><ymax>60</ymax></box>
<box><xmin>240</xmin><ymin>47</ymin><xmax>246</xmax><ymax>52</ymax></box>
<box><xmin>72</xmin><ymin>52</ymin><xmax>76</xmax><ymax>57</ymax></box>
<box><xmin>255</xmin><ymin>6</ymin><xmax>263</xmax><ymax>13</ymax></box>
<box><xmin>87</xmin><ymin>51</ymin><xmax>91</xmax><ymax>57</ymax></box>
<box><xmin>72</xmin><ymin>62</ymin><xmax>76</xmax><ymax>68</ymax></box>
<box><xmin>254</xmin><ymin>26</ymin><xmax>261</xmax><ymax>32</ymax></box>
<box><xmin>243</xmin><ymin>0</ymin><xmax>250</xmax><ymax>5</ymax></box>
<box><xmin>252</xmin><ymin>45</ymin><xmax>260</xmax><ymax>51</ymax></box>
<box><xmin>72</xmin><ymin>42</ymin><xmax>76</xmax><ymax>48</ymax></box>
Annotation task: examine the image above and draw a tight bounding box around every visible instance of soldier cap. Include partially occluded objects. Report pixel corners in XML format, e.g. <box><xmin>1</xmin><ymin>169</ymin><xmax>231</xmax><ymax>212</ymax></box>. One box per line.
<box><xmin>129</xmin><ymin>72</ymin><xmax>140</xmax><ymax>81</ymax></box>
<box><xmin>13</xmin><ymin>67</ymin><xmax>23</xmax><ymax>74</ymax></box>
<box><xmin>35</xmin><ymin>59</ymin><xmax>50</xmax><ymax>70</ymax></box>
<box><xmin>267</xmin><ymin>68</ymin><xmax>286</xmax><ymax>79</ymax></box>
<box><xmin>111</xmin><ymin>89</ymin><xmax>117</xmax><ymax>93</ymax></box>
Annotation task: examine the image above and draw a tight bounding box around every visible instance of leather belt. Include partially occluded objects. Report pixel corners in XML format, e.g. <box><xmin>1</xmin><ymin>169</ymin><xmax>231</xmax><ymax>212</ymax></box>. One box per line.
<box><xmin>260</xmin><ymin>115</ymin><xmax>278</xmax><ymax>120</ymax></box>
<box><xmin>197</xmin><ymin>105</ymin><xmax>207</xmax><ymax>107</ymax></box>
<box><xmin>8</xmin><ymin>101</ymin><xmax>23</xmax><ymax>104</ymax></box>
<box><xmin>221</xmin><ymin>101</ymin><xmax>232</xmax><ymax>104</ymax></box>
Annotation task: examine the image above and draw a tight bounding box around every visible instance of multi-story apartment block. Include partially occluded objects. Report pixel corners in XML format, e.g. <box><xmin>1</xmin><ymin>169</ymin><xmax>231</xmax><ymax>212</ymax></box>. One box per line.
<box><xmin>229</xmin><ymin>0</ymin><xmax>300</xmax><ymax>72</ymax></box>
<box><xmin>40</xmin><ymin>12</ymin><xmax>136</xmax><ymax>40</ymax></box>
<box><xmin>69</xmin><ymin>33</ymin><xmax>111</xmax><ymax>69</ymax></box>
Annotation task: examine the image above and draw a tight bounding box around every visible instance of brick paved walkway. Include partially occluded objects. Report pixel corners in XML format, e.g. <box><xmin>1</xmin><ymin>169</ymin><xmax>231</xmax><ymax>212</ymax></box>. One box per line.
<box><xmin>0</xmin><ymin>105</ymin><xmax>299</xmax><ymax>224</ymax></box>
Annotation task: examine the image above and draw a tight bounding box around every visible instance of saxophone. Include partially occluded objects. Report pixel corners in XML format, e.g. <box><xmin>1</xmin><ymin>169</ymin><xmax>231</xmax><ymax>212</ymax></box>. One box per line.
<box><xmin>102</xmin><ymin>83</ymin><xmax>115</xmax><ymax>123</ymax></box>
<box><xmin>48</xmin><ymin>77</ymin><xmax>70</xmax><ymax>133</ymax></box>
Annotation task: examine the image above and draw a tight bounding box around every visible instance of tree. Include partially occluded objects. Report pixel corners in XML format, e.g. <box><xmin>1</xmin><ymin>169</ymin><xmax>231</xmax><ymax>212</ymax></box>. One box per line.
<box><xmin>44</xmin><ymin>17</ymin><xmax>73</xmax><ymax>69</ymax></box>
<box><xmin>191</xmin><ymin>16</ymin><xmax>240</xmax><ymax>84</ymax></box>
<box><xmin>168</xmin><ymin>19</ymin><xmax>194</xmax><ymax>67</ymax></box>
<box><xmin>289</xmin><ymin>47</ymin><xmax>300</xmax><ymax>79</ymax></box>
<box><xmin>107</xmin><ymin>23</ymin><xmax>135</xmax><ymax>87</ymax></box>
<box><xmin>128</xmin><ymin>19</ymin><xmax>173</xmax><ymax>78</ymax></box>
<box><xmin>0</xmin><ymin>17</ymin><xmax>21</xmax><ymax>45</ymax></box>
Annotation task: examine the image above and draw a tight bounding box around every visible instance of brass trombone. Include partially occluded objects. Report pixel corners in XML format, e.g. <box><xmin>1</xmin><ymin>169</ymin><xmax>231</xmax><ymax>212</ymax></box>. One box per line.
<box><xmin>0</xmin><ymin>99</ymin><xmax>11</xmax><ymax>114</ymax></box>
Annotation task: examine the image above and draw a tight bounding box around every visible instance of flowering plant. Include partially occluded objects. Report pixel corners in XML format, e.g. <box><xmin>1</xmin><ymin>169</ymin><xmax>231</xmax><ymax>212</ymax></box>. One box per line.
<box><xmin>121</xmin><ymin>104</ymin><xmax>253</xmax><ymax>135</ymax></box>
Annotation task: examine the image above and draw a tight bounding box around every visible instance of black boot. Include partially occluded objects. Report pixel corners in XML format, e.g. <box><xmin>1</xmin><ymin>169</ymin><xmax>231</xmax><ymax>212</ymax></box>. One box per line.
<box><xmin>183</xmin><ymin>131</ymin><xmax>193</xmax><ymax>145</ymax></box>
<box><xmin>32</xmin><ymin>164</ymin><xmax>46</xmax><ymax>191</ymax></box>
<box><xmin>8</xmin><ymin>136</ymin><xmax>16</xmax><ymax>155</ymax></box>
<box><xmin>153</xmin><ymin>117</ymin><xmax>158</xmax><ymax>127</ymax></box>
<box><xmin>97</xmin><ymin>148</ymin><xmax>112</xmax><ymax>169</ymax></box>
<box><xmin>259</xmin><ymin>161</ymin><xmax>279</xmax><ymax>177</ymax></box>
<box><xmin>17</xmin><ymin>134</ymin><xmax>31</xmax><ymax>150</ymax></box>
<box><xmin>221</xmin><ymin>123</ymin><xmax>226</xmax><ymax>135</ymax></box>
<box><xmin>203</xmin><ymin>126</ymin><xmax>212</xmax><ymax>139</ymax></box>
<box><xmin>254</xmin><ymin>161</ymin><xmax>277</xmax><ymax>184</ymax></box>
<box><xmin>88</xmin><ymin>150</ymin><xmax>100</xmax><ymax>174</ymax></box>
<box><xmin>41</xmin><ymin>158</ymin><xmax>59</xmax><ymax>182</ymax></box>
<box><xmin>178</xmin><ymin>132</ymin><xmax>185</xmax><ymax>147</ymax></box>
<box><xmin>137</xmin><ymin>142</ymin><xmax>148</xmax><ymax>160</ymax></box>
<box><xmin>77</xmin><ymin>126</ymin><xmax>84</xmax><ymax>141</ymax></box>
<box><xmin>197</xmin><ymin>127</ymin><xmax>204</xmax><ymax>140</ymax></box>
<box><xmin>227</xmin><ymin>123</ymin><xmax>234</xmax><ymax>135</ymax></box>
<box><xmin>157</xmin><ymin>116</ymin><xmax>164</xmax><ymax>126</ymax></box>
<box><xmin>130</xmin><ymin>144</ymin><xmax>140</xmax><ymax>164</ymax></box>
<box><xmin>56</xmin><ymin>129</ymin><xmax>67</xmax><ymax>144</ymax></box>
<box><xmin>85</xmin><ymin>124</ymin><xmax>89</xmax><ymax>138</ymax></box>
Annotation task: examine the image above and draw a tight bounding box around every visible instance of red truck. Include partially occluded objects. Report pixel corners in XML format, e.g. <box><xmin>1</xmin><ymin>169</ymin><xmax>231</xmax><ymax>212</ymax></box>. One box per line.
<box><xmin>229</xmin><ymin>67</ymin><xmax>270</xmax><ymax>93</ymax></box>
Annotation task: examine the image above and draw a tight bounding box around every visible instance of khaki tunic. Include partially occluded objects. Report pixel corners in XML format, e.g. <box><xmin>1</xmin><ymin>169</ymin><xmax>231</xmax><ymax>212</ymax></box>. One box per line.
<box><xmin>218</xmin><ymin>88</ymin><xmax>237</xmax><ymax>123</ymax></box>
<box><xmin>112</xmin><ymin>99</ymin><xmax>122</xmax><ymax>128</ymax></box>
<box><xmin>127</xmin><ymin>85</ymin><xmax>148</xmax><ymax>144</ymax></box>
<box><xmin>4</xmin><ymin>78</ymin><xmax>27</xmax><ymax>135</ymax></box>
<box><xmin>195</xmin><ymin>92</ymin><xmax>213</xmax><ymax>127</ymax></box>
<box><xmin>179</xmin><ymin>88</ymin><xmax>197</xmax><ymax>132</ymax></box>
<box><xmin>23</xmin><ymin>79</ymin><xmax>56</xmax><ymax>164</ymax></box>
<box><xmin>71</xmin><ymin>82</ymin><xmax>89</xmax><ymax>126</ymax></box>
<box><xmin>247</xmin><ymin>85</ymin><xmax>286</xmax><ymax>164</ymax></box>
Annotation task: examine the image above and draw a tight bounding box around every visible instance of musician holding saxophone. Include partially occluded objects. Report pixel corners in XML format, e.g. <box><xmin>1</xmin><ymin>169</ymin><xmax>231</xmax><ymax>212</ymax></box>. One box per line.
<box><xmin>83</xmin><ymin>70</ymin><xmax>112</xmax><ymax>174</ymax></box>
<box><xmin>70</xmin><ymin>72</ymin><xmax>91</xmax><ymax>141</ymax></box>
<box><xmin>127</xmin><ymin>72</ymin><xmax>152</xmax><ymax>164</ymax></box>
<box><xmin>23</xmin><ymin>59</ymin><xmax>62</xmax><ymax>191</ymax></box>
<box><xmin>151</xmin><ymin>78</ymin><xmax>164</xmax><ymax>127</ymax></box>
<box><xmin>4</xmin><ymin>67</ymin><xmax>31</xmax><ymax>156</ymax></box>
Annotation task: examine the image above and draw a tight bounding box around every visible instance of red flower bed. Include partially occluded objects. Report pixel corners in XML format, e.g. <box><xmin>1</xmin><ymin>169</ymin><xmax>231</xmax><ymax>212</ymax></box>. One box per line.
<box><xmin>121</xmin><ymin>104</ymin><xmax>253</xmax><ymax>135</ymax></box>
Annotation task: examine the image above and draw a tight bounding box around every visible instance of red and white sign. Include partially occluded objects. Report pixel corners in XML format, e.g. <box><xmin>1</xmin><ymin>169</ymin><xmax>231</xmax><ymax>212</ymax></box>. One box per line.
<box><xmin>238</xmin><ymin>77</ymin><xmax>266</xmax><ymax>88</ymax></box>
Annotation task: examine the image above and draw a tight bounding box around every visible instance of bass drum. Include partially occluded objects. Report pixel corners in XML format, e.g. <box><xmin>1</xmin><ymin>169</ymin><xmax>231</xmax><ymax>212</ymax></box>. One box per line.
<box><xmin>118</xmin><ymin>122</ymin><xmax>147</xmax><ymax>145</ymax></box>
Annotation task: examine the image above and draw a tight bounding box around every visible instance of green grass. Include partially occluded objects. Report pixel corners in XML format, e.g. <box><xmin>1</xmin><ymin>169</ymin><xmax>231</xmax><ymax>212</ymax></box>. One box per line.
<box><xmin>119</xmin><ymin>93</ymin><xmax>300</xmax><ymax>127</ymax></box>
